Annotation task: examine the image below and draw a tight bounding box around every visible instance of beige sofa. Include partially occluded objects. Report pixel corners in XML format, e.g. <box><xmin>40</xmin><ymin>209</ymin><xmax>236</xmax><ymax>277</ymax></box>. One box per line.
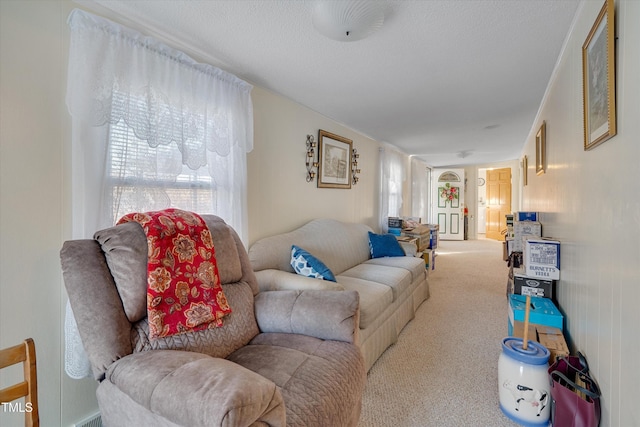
<box><xmin>248</xmin><ymin>219</ymin><xmax>430</xmax><ymax>371</ymax></box>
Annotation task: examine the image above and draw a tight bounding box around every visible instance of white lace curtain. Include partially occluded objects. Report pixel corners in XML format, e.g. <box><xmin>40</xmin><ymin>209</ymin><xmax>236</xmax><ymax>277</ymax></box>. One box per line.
<box><xmin>66</xmin><ymin>9</ymin><xmax>253</xmax><ymax>242</ymax></box>
<box><xmin>378</xmin><ymin>146</ymin><xmax>406</xmax><ymax>232</ymax></box>
<box><xmin>64</xmin><ymin>9</ymin><xmax>253</xmax><ymax>379</ymax></box>
<box><xmin>411</xmin><ymin>158</ymin><xmax>430</xmax><ymax>223</ymax></box>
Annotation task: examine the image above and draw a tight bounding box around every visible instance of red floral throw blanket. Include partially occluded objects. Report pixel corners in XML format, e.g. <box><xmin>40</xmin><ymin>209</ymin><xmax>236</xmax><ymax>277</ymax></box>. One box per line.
<box><xmin>117</xmin><ymin>208</ymin><xmax>231</xmax><ymax>339</ymax></box>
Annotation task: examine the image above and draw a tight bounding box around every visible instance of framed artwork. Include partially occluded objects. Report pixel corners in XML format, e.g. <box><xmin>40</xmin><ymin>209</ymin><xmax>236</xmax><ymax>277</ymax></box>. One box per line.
<box><xmin>522</xmin><ymin>155</ymin><xmax>528</xmax><ymax>186</ymax></box>
<box><xmin>536</xmin><ymin>122</ymin><xmax>546</xmax><ymax>176</ymax></box>
<box><xmin>582</xmin><ymin>0</ymin><xmax>616</xmax><ymax>150</ymax></box>
<box><xmin>317</xmin><ymin>129</ymin><xmax>352</xmax><ymax>189</ymax></box>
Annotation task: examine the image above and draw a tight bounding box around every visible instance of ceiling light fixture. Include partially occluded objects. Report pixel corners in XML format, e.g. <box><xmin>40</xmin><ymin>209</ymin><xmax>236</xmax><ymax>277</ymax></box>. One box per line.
<box><xmin>312</xmin><ymin>0</ymin><xmax>386</xmax><ymax>42</ymax></box>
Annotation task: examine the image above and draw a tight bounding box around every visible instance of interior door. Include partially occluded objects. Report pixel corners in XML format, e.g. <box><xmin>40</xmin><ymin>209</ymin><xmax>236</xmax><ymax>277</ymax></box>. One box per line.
<box><xmin>432</xmin><ymin>169</ymin><xmax>465</xmax><ymax>241</ymax></box>
<box><xmin>485</xmin><ymin>167</ymin><xmax>511</xmax><ymax>241</ymax></box>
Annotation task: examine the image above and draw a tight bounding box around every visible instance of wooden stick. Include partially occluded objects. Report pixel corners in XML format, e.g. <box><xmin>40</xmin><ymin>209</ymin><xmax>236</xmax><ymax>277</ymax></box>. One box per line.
<box><xmin>523</xmin><ymin>295</ymin><xmax>531</xmax><ymax>350</ymax></box>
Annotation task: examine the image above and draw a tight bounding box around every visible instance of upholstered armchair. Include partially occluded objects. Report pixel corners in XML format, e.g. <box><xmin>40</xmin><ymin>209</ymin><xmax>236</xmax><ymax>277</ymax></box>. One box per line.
<box><xmin>61</xmin><ymin>215</ymin><xmax>365</xmax><ymax>427</ymax></box>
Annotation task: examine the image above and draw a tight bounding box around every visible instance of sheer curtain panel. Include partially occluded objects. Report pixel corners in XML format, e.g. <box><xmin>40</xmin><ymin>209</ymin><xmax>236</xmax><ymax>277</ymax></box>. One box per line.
<box><xmin>411</xmin><ymin>158</ymin><xmax>430</xmax><ymax>223</ymax></box>
<box><xmin>66</xmin><ymin>9</ymin><xmax>253</xmax><ymax>242</ymax></box>
<box><xmin>378</xmin><ymin>146</ymin><xmax>406</xmax><ymax>232</ymax></box>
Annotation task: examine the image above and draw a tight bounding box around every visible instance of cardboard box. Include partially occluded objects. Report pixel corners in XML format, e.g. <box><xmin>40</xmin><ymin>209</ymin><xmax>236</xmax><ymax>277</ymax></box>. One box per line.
<box><xmin>402</xmin><ymin>225</ymin><xmax>431</xmax><ymax>251</ymax></box>
<box><xmin>511</xmin><ymin>320</ymin><xmax>537</xmax><ymax>341</ymax></box>
<box><xmin>515</xmin><ymin>212</ymin><xmax>538</xmax><ymax>222</ymax></box>
<box><xmin>506</xmin><ymin>214</ymin><xmax>514</xmax><ymax>227</ymax></box>
<box><xmin>508</xmin><ymin>294</ymin><xmax>563</xmax><ymax>333</ymax></box>
<box><xmin>396</xmin><ymin>236</ymin><xmax>418</xmax><ymax>254</ymax></box>
<box><xmin>537</xmin><ymin>325</ymin><xmax>570</xmax><ymax>363</ymax></box>
<box><xmin>422</xmin><ymin>249</ymin><xmax>436</xmax><ymax>270</ymax></box>
<box><xmin>513</xmin><ymin>274</ymin><xmax>556</xmax><ymax>300</ymax></box>
<box><xmin>420</xmin><ymin>250</ymin><xmax>436</xmax><ymax>270</ymax></box>
<box><xmin>525</xmin><ymin>238</ymin><xmax>560</xmax><ymax>280</ymax></box>
<box><xmin>388</xmin><ymin>217</ymin><xmax>404</xmax><ymax>229</ymax></box>
<box><xmin>511</xmin><ymin>321</ymin><xmax>569</xmax><ymax>363</ymax></box>
<box><xmin>511</xmin><ymin>221</ymin><xmax>542</xmax><ymax>253</ymax></box>
<box><xmin>514</xmin><ymin>221</ymin><xmax>542</xmax><ymax>236</ymax></box>
<box><xmin>429</xmin><ymin>226</ymin><xmax>438</xmax><ymax>249</ymax></box>
<box><xmin>388</xmin><ymin>227</ymin><xmax>402</xmax><ymax>236</ymax></box>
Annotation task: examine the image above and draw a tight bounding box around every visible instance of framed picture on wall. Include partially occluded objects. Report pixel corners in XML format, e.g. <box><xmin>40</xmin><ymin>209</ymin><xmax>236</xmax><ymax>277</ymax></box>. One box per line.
<box><xmin>522</xmin><ymin>155</ymin><xmax>528</xmax><ymax>186</ymax></box>
<box><xmin>317</xmin><ymin>130</ymin><xmax>352</xmax><ymax>189</ymax></box>
<box><xmin>582</xmin><ymin>0</ymin><xmax>616</xmax><ymax>150</ymax></box>
<box><xmin>536</xmin><ymin>122</ymin><xmax>546</xmax><ymax>176</ymax></box>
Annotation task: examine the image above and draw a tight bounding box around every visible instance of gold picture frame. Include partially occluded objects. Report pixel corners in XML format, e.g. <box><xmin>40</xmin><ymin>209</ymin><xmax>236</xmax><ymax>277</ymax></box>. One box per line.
<box><xmin>522</xmin><ymin>155</ymin><xmax>528</xmax><ymax>186</ymax></box>
<box><xmin>582</xmin><ymin>0</ymin><xmax>616</xmax><ymax>150</ymax></box>
<box><xmin>536</xmin><ymin>122</ymin><xmax>546</xmax><ymax>176</ymax></box>
<box><xmin>317</xmin><ymin>129</ymin><xmax>352</xmax><ymax>189</ymax></box>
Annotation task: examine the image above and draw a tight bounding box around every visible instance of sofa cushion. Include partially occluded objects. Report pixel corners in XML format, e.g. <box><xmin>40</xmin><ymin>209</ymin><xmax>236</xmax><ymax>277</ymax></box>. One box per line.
<box><xmin>255</xmin><ymin>269</ymin><xmax>345</xmax><ymax>292</ymax></box>
<box><xmin>365</xmin><ymin>256</ymin><xmax>426</xmax><ymax>283</ymax></box>
<box><xmin>228</xmin><ymin>332</ymin><xmax>365</xmax><ymax>427</ymax></box>
<box><xmin>249</xmin><ymin>219</ymin><xmax>372</xmax><ymax>275</ymax></box>
<box><xmin>335</xmin><ymin>276</ymin><xmax>393</xmax><ymax>329</ymax></box>
<box><xmin>367</xmin><ymin>232</ymin><xmax>406</xmax><ymax>258</ymax></box>
<box><xmin>130</xmin><ymin>282</ymin><xmax>259</xmax><ymax>359</ymax></box>
<box><xmin>290</xmin><ymin>245</ymin><xmax>336</xmax><ymax>282</ymax></box>
<box><xmin>340</xmin><ymin>263</ymin><xmax>412</xmax><ymax>301</ymax></box>
<box><xmin>94</xmin><ymin>216</ymin><xmax>244</xmax><ymax>323</ymax></box>
<box><xmin>94</xmin><ymin>222</ymin><xmax>149</xmax><ymax>323</ymax></box>
<box><xmin>254</xmin><ymin>290</ymin><xmax>359</xmax><ymax>344</ymax></box>
<box><xmin>106</xmin><ymin>350</ymin><xmax>285</xmax><ymax>427</ymax></box>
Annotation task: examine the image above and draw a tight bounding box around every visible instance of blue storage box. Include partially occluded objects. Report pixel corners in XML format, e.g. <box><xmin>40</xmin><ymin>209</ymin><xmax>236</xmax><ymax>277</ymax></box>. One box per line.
<box><xmin>508</xmin><ymin>294</ymin><xmax>563</xmax><ymax>335</ymax></box>
<box><xmin>515</xmin><ymin>211</ymin><xmax>538</xmax><ymax>221</ymax></box>
<box><xmin>388</xmin><ymin>227</ymin><xmax>402</xmax><ymax>236</ymax></box>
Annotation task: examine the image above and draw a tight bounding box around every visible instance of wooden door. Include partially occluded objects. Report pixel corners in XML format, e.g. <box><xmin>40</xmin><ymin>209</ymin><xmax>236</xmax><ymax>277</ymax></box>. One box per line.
<box><xmin>485</xmin><ymin>168</ymin><xmax>511</xmax><ymax>240</ymax></box>
<box><xmin>432</xmin><ymin>169</ymin><xmax>465</xmax><ymax>240</ymax></box>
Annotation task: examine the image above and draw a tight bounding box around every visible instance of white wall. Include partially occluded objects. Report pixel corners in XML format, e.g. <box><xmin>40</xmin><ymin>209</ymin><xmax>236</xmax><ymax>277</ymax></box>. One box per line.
<box><xmin>248</xmin><ymin>86</ymin><xmax>387</xmax><ymax>244</ymax></box>
<box><xmin>0</xmin><ymin>1</ymin><xmax>99</xmax><ymax>426</ymax></box>
<box><xmin>521</xmin><ymin>1</ymin><xmax>640</xmax><ymax>425</ymax></box>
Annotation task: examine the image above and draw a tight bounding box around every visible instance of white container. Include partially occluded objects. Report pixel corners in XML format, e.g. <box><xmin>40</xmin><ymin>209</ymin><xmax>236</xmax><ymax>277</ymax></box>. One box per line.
<box><xmin>498</xmin><ymin>337</ymin><xmax>551</xmax><ymax>426</ymax></box>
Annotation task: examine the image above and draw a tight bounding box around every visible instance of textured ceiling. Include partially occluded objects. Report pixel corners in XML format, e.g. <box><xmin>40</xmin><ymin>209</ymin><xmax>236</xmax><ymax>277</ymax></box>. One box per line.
<box><xmin>85</xmin><ymin>0</ymin><xmax>580</xmax><ymax>167</ymax></box>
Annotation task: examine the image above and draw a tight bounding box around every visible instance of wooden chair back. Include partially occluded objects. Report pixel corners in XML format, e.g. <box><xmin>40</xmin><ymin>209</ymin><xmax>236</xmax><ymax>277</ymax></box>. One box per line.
<box><xmin>0</xmin><ymin>338</ymin><xmax>39</xmax><ymax>427</ymax></box>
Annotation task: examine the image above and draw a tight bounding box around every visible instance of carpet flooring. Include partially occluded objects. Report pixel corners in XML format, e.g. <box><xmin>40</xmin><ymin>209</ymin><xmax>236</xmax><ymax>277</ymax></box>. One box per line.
<box><xmin>358</xmin><ymin>238</ymin><xmax>520</xmax><ymax>427</ymax></box>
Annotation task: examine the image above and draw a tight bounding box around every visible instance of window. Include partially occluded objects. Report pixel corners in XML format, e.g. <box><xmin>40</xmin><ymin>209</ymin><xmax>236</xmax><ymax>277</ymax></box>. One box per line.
<box><xmin>379</xmin><ymin>146</ymin><xmax>406</xmax><ymax>231</ymax></box>
<box><xmin>106</xmin><ymin>117</ymin><xmax>214</xmax><ymax>223</ymax></box>
<box><xmin>66</xmin><ymin>9</ymin><xmax>253</xmax><ymax>242</ymax></box>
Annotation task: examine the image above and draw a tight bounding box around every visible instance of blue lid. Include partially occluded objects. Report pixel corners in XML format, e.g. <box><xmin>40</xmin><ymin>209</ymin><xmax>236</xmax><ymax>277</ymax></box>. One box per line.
<box><xmin>502</xmin><ymin>337</ymin><xmax>550</xmax><ymax>365</ymax></box>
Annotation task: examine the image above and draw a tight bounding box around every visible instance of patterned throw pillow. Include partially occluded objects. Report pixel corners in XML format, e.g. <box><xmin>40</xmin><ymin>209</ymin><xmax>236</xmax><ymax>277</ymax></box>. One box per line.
<box><xmin>290</xmin><ymin>245</ymin><xmax>337</xmax><ymax>282</ymax></box>
<box><xmin>368</xmin><ymin>231</ymin><xmax>406</xmax><ymax>258</ymax></box>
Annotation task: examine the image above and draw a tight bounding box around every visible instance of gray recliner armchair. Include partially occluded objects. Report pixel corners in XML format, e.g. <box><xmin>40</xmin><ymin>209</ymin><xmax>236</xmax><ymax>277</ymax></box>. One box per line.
<box><xmin>61</xmin><ymin>215</ymin><xmax>365</xmax><ymax>427</ymax></box>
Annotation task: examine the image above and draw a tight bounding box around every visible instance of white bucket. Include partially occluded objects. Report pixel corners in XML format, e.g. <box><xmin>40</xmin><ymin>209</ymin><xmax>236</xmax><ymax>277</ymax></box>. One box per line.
<box><xmin>498</xmin><ymin>337</ymin><xmax>550</xmax><ymax>426</ymax></box>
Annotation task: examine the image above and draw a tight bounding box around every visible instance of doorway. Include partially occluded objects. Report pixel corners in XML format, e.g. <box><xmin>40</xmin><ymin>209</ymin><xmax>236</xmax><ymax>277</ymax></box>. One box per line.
<box><xmin>432</xmin><ymin>168</ymin><xmax>465</xmax><ymax>241</ymax></box>
<box><xmin>484</xmin><ymin>167</ymin><xmax>512</xmax><ymax>241</ymax></box>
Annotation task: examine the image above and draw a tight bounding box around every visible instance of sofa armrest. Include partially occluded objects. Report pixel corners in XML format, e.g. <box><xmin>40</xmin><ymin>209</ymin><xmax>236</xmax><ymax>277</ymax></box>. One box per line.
<box><xmin>398</xmin><ymin>241</ymin><xmax>418</xmax><ymax>257</ymax></box>
<box><xmin>106</xmin><ymin>350</ymin><xmax>285</xmax><ymax>427</ymax></box>
<box><xmin>255</xmin><ymin>269</ymin><xmax>345</xmax><ymax>292</ymax></box>
<box><xmin>255</xmin><ymin>290</ymin><xmax>360</xmax><ymax>344</ymax></box>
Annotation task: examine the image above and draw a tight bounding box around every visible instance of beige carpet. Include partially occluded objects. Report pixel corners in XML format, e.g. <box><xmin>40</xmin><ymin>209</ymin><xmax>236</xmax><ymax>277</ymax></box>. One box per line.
<box><xmin>358</xmin><ymin>238</ymin><xmax>520</xmax><ymax>427</ymax></box>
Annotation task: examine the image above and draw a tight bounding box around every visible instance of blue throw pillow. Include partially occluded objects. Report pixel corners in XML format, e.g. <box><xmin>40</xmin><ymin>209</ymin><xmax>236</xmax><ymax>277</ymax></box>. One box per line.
<box><xmin>368</xmin><ymin>231</ymin><xmax>406</xmax><ymax>258</ymax></box>
<box><xmin>290</xmin><ymin>245</ymin><xmax>337</xmax><ymax>282</ymax></box>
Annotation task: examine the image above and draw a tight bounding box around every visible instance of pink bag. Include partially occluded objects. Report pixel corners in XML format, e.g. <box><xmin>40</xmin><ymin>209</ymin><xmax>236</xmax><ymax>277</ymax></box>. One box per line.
<box><xmin>548</xmin><ymin>352</ymin><xmax>601</xmax><ymax>427</ymax></box>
